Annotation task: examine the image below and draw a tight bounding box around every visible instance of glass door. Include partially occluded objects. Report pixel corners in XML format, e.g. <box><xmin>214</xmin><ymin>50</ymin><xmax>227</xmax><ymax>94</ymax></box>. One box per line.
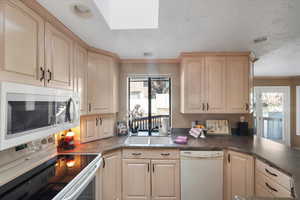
<box><xmin>128</xmin><ymin>76</ymin><xmax>171</xmax><ymax>136</ymax></box>
<box><xmin>254</xmin><ymin>87</ymin><xmax>290</xmax><ymax>145</ymax></box>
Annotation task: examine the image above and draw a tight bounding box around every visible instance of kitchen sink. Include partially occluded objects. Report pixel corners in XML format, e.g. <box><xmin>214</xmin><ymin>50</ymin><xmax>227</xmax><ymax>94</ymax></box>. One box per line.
<box><xmin>150</xmin><ymin>137</ymin><xmax>173</xmax><ymax>145</ymax></box>
<box><xmin>125</xmin><ymin>136</ymin><xmax>150</xmax><ymax>145</ymax></box>
<box><xmin>125</xmin><ymin>136</ymin><xmax>173</xmax><ymax>145</ymax></box>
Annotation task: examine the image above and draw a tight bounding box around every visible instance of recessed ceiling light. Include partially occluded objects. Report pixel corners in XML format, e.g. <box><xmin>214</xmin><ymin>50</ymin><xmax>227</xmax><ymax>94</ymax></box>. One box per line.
<box><xmin>94</xmin><ymin>0</ymin><xmax>159</xmax><ymax>30</ymax></box>
<box><xmin>71</xmin><ymin>4</ymin><xmax>93</xmax><ymax>18</ymax></box>
<box><xmin>253</xmin><ymin>36</ymin><xmax>268</xmax><ymax>44</ymax></box>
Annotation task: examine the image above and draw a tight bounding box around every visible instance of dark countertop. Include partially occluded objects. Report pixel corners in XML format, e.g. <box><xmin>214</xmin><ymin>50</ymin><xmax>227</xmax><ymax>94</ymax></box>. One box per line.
<box><xmin>59</xmin><ymin>132</ymin><xmax>300</xmax><ymax>199</ymax></box>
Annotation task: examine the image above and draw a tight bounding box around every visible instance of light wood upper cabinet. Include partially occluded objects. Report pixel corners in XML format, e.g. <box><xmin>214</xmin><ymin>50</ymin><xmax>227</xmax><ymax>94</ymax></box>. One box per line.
<box><xmin>101</xmin><ymin>151</ymin><xmax>122</xmax><ymax>200</ymax></box>
<box><xmin>0</xmin><ymin>0</ymin><xmax>44</xmax><ymax>86</ymax></box>
<box><xmin>74</xmin><ymin>44</ymin><xmax>88</xmax><ymax>115</ymax></box>
<box><xmin>151</xmin><ymin>160</ymin><xmax>180</xmax><ymax>200</ymax></box>
<box><xmin>180</xmin><ymin>53</ymin><xmax>251</xmax><ymax>114</ymax></box>
<box><xmin>206</xmin><ymin>56</ymin><xmax>227</xmax><ymax>113</ymax></box>
<box><xmin>226</xmin><ymin>56</ymin><xmax>250</xmax><ymax>113</ymax></box>
<box><xmin>45</xmin><ymin>22</ymin><xmax>73</xmax><ymax>90</ymax></box>
<box><xmin>180</xmin><ymin>57</ymin><xmax>206</xmax><ymax>113</ymax></box>
<box><xmin>122</xmin><ymin>159</ymin><xmax>151</xmax><ymax>200</ymax></box>
<box><xmin>87</xmin><ymin>52</ymin><xmax>119</xmax><ymax>114</ymax></box>
<box><xmin>225</xmin><ymin>150</ymin><xmax>254</xmax><ymax>200</ymax></box>
<box><xmin>80</xmin><ymin>115</ymin><xmax>99</xmax><ymax>143</ymax></box>
<box><xmin>99</xmin><ymin>117</ymin><xmax>115</xmax><ymax>139</ymax></box>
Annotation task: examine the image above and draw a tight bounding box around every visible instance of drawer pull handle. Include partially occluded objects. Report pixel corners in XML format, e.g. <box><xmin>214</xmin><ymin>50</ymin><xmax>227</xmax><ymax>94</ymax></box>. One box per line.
<box><xmin>161</xmin><ymin>153</ymin><xmax>170</xmax><ymax>156</ymax></box>
<box><xmin>132</xmin><ymin>153</ymin><xmax>142</xmax><ymax>156</ymax></box>
<box><xmin>265</xmin><ymin>182</ymin><xmax>278</xmax><ymax>192</ymax></box>
<box><xmin>265</xmin><ymin>168</ymin><xmax>278</xmax><ymax>177</ymax></box>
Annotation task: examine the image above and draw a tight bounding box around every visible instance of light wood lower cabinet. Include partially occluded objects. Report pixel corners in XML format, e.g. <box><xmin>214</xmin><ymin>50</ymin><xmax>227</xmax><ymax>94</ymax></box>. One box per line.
<box><xmin>122</xmin><ymin>149</ymin><xmax>180</xmax><ymax>200</ymax></box>
<box><xmin>101</xmin><ymin>151</ymin><xmax>122</xmax><ymax>200</ymax></box>
<box><xmin>255</xmin><ymin>159</ymin><xmax>294</xmax><ymax>198</ymax></box>
<box><xmin>151</xmin><ymin>160</ymin><xmax>180</xmax><ymax>200</ymax></box>
<box><xmin>122</xmin><ymin>159</ymin><xmax>151</xmax><ymax>200</ymax></box>
<box><xmin>225</xmin><ymin>150</ymin><xmax>254</xmax><ymax>200</ymax></box>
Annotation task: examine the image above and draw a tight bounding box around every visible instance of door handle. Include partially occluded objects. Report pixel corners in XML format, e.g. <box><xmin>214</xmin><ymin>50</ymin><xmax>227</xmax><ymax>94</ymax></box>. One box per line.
<box><xmin>88</xmin><ymin>103</ymin><xmax>91</xmax><ymax>112</ymax></box>
<box><xmin>47</xmin><ymin>69</ymin><xmax>52</xmax><ymax>83</ymax></box>
<box><xmin>40</xmin><ymin>67</ymin><xmax>45</xmax><ymax>82</ymax></box>
<box><xmin>96</xmin><ymin>118</ymin><xmax>99</xmax><ymax>126</ymax></box>
<box><xmin>152</xmin><ymin>164</ymin><xmax>155</xmax><ymax>173</ymax></box>
<box><xmin>202</xmin><ymin>103</ymin><xmax>205</xmax><ymax>111</ymax></box>
<box><xmin>245</xmin><ymin>103</ymin><xmax>249</xmax><ymax>111</ymax></box>
<box><xmin>265</xmin><ymin>182</ymin><xmax>278</xmax><ymax>192</ymax></box>
<box><xmin>207</xmin><ymin>103</ymin><xmax>209</xmax><ymax>111</ymax></box>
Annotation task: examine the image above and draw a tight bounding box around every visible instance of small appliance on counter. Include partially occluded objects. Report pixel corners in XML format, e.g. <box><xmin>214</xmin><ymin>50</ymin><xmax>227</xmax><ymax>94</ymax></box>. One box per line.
<box><xmin>61</xmin><ymin>130</ymin><xmax>75</xmax><ymax>150</ymax></box>
<box><xmin>236</xmin><ymin>116</ymin><xmax>249</xmax><ymax>136</ymax></box>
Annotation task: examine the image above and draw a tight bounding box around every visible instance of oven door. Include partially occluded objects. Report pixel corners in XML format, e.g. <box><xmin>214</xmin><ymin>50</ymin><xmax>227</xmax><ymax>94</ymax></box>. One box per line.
<box><xmin>58</xmin><ymin>157</ymin><xmax>102</xmax><ymax>200</ymax></box>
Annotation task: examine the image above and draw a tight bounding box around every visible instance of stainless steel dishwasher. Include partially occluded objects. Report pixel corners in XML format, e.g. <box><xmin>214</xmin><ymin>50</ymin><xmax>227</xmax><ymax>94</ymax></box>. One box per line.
<box><xmin>181</xmin><ymin>151</ymin><xmax>224</xmax><ymax>200</ymax></box>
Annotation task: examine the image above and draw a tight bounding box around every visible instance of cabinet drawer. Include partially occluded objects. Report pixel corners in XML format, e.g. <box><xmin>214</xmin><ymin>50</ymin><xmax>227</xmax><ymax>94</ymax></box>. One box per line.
<box><xmin>256</xmin><ymin>159</ymin><xmax>292</xmax><ymax>191</ymax></box>
<box><xmin>256</xmin><ymin>170</ymin><xmax>292</xmax><ymax>198</ymax></box>
<box><xmin>122</xmin><ymin>149</ymin><xmax>179</xmax><ymax>159</ymax></box>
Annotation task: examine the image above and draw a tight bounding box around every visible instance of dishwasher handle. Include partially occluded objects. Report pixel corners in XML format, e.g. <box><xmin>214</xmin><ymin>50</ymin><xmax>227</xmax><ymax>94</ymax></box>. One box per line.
<box><xmin>180</xmin><ymin>151</ymin><xmax>224</xmax><ymax>159</ymax></box>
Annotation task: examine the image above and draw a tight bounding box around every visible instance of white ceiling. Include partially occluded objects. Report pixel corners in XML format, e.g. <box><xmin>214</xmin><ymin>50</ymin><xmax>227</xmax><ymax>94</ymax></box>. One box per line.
<box><xmin>37</xmin><ymin>0</ymin><xmax>300</xmax><ymax>76</ymax></box>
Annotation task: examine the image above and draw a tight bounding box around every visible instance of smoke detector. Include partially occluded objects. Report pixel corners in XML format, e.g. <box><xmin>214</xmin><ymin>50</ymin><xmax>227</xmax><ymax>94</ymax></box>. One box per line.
<box><xmin>71</xmin><ymin>4</ymin><xmax>93</xmax><ymax>18</ymax></box>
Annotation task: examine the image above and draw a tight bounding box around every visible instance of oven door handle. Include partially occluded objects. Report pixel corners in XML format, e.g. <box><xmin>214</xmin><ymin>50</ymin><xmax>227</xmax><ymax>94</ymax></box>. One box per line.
<box><xmin>62</xmin><ymin>158</ymin><xmax>102</xmax><ymax>200</ymax></box>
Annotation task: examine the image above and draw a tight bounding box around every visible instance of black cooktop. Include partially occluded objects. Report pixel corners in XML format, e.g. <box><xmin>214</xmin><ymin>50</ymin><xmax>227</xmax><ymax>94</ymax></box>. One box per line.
<box><xmin>0</xmin><ymin>154</ymin><xmax>97</xmax><ymax>200</ymax></box>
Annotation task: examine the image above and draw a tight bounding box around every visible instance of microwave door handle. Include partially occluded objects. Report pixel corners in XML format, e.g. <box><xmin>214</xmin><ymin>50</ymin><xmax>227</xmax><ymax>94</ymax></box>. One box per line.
<box><xmin>62</xmin><ymin>159</ymin><xmax>102</xmax><ymax>200</ymax></box>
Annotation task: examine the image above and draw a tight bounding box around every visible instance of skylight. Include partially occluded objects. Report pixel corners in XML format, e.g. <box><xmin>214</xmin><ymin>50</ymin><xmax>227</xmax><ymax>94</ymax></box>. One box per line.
<box><xmin>94</xmin><ymin>0</ymin><xmax>159</xmax><ymax>30</ymax></box>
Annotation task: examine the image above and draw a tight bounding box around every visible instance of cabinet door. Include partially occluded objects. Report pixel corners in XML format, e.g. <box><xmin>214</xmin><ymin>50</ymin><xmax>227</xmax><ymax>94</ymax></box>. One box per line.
<box><xmin>180</xmin><ymin>57</ymin><xmax>206</xmax><ymax>113</ymax></box>
<box><xmin>151</xmin><ymin>160</ymin><xmax>180</xmax><ymax>200</ymax></box>
<box><xmin>45</xmin><ymin>22</ymin><xmax>73</xmax><ymax>90</ymax></box>
<box><xmin>99</xmin><ymin>117</ymin><xmax>115</xmax><ymax>139</ymax></box>
<box><xmin>122</xmin><ymin>159</ymin><xmax>151</xmax><ymax>200</ymax></box>
<box><xmin>206</xmin><ymin>56</ymin><xmax>227</xmax><ymax>113</ymax></box>
<box><xmin>102</xmin><ymin>151</ymin><xmax>122</xmax><ymax>200</ymax></box>
<box><xmin>226</xmin><ymin>56</ymin><xmax>250</xmax><ymax>113</ymax></box>
<box><xmin>75</xmin><ymin>44</ymin><xmax>88</xmax><ymax>115</ymax></box>
<box><xmin>226</xmin><ymin>151</ymin><xmax>254</xmax><ymax>200</ymax></box>
<box><xmin>87</xmin><ymin>52</ymin><xmax>114</xmax><ymax>114</ymax></box>
<box><xmin>0</xmin><ymin>0</ymin><xmax>44</xmax><ymax>86</ymax></box>
<box><xmin>80</xmin><ymin>115</ymin><xmax>99</xmax><ymax>143</ymax></box>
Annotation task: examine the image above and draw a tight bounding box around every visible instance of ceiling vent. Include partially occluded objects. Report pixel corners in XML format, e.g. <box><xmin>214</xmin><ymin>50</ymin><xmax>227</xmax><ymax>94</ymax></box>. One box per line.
<box><xmin>143</xmin><ymin>52</ymin><xmax>153</xmax><ymax>57</ymax></box>
<box><xmin>71</xmin><ymin>4</ymin><xmax>93</xmax><ymax>18</ymax></box>
<box><xmin>253</xmin><ymin>36</ymin><xmax>268</xmax><ymax>44</ymax></box>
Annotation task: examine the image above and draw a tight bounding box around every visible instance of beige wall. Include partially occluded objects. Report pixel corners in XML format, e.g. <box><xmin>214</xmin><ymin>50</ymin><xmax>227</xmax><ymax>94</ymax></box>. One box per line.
<box><xmin>254</xmin><ymin>76</ymin><xmax>300</xmax><ymax>147</ymax></box>
<box><xmin>118</xmin><ymin>63</ymin><xmax>251</xmax><ymax>129</ymax></box>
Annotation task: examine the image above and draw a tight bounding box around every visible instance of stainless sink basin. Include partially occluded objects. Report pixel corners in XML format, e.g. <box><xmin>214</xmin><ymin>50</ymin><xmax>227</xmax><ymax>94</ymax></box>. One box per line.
<box><xmin>125</xmin><ymin>136</ymin><xmax>173</xmax><ymax>145</ymax></box>
<box><xmin>150</xmin><ymin>137</ymin><xmax>173</xmax><ymax>145</ymax></box>
<box><xmin>125</xmin><ymin>136</ymin><xmax>150</xmax><ymax>145</ymax></box>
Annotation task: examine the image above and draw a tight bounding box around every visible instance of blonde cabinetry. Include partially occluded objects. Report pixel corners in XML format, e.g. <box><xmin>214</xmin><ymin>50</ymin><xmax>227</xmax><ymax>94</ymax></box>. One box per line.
<box><xmin>87</xmin><ymin>52</ymin><xmax>119</xmax><ymax>114</ymax></box>
<box><xmin>255</xmin><ymin>159</ymin><xmax>294</xmax><ymax>198</ymax></box>
<box><xmin>122</xmin><ymin>149</ymin><xmax>180</xmax><ymax>200</ymax></box>
<box><xmin>74</xmin><ymin>44</ymin><xmax>88</xmax><ymax>115</ymax></box>
<box><xmin>180</xmin><ymin>53</ymin><xmax>251</xmax><ymax>114</ymax></box>
<box><xmin>122</xmin><ymin>159</ymin><xmax>151</xmax><ymax>200</ymax></box>
<box><xmin>80</xmin><ymin>115</ymin><xmax>115</xmax><ymax>143</ymax></box>
<box><xmin>0</xmin><ymin>0</ymin><xmax>44</xmax><ymax>86</ymax></box>
<box><xmin>225</xmin><ymin>150</ymin><xmax>254</xmax><ymax>200</ymax></box>
<box><xmin>180</xmin><ymin>57</ymin><xmax>206</xmax><ymax>113</ymax></box>
<box><xmin>100</xmin><ymin>150</ymin><xmax>122</xmax><ymax>200</ymax></box>
<box><xmin>45</xmin><ymin>22</ymin><xmax>73</xmax><ymax>90</ymax></box>
<box><xmin>226</xmin><ymin>56</ymin><xmax>250</xmax><ymax>113</ymax></box>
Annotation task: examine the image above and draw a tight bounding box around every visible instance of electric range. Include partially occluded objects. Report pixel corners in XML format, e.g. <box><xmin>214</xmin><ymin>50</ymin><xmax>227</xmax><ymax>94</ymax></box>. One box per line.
<box><xmin>0</xmin><ymin>154</ymin><xmax>102</xmax><ymax>200</ymax></box>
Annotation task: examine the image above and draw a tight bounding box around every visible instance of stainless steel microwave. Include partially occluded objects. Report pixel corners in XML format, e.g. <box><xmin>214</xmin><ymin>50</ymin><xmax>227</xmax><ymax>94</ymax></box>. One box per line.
<box><xmin>0</xmin><ymin>82</ymin><xmax>80</xmax><ymax>150</ymax></box>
